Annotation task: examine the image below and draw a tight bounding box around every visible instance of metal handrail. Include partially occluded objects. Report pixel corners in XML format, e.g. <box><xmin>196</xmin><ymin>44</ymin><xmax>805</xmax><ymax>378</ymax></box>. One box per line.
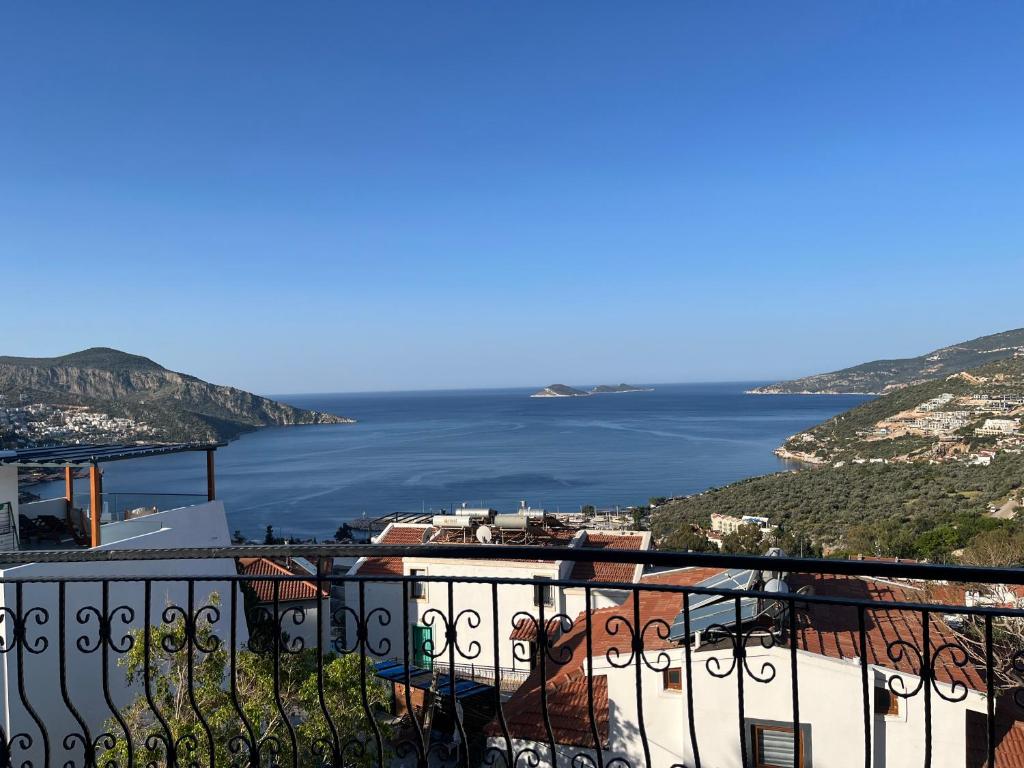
<box><xmin>3</xmin><ymin>542</ymin><xmax>1024</xmax><ymax>585</ymax></box>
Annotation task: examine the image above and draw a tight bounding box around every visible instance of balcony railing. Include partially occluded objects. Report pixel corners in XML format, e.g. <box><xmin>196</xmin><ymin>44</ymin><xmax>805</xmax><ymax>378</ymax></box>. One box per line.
<box><xmin>1</xmin><ymin>545</ymin><xmax>1023</xmax><ymax>768</ymax></box>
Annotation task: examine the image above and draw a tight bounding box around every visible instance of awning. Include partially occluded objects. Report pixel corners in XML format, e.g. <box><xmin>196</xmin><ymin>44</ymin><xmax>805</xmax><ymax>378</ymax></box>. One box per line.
<box><xmin>373</xmin><ymin>660</ymin><xmax>492</xmax><ymax>699</ymax></box>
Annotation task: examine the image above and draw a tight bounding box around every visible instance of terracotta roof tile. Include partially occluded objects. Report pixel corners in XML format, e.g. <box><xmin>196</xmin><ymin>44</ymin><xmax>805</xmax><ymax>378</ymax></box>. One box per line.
<box><xmin>569</xmin><ymin>533</ymin><xmax>647</xmax><ymax>583</ymax></box>
<box><xmin>790</xmin><ymin>573</ymin><xmax>985</xmax><ymax>692</ymax></box>
<box><xmin>238</xmin><ymin>557</ymin><xmax>328</xmax><ymax>603</ymax></box>
<box><xmin>355</xmin><ymin>524</ymin><xmax>432</xmax><ymax>575</ymax></box>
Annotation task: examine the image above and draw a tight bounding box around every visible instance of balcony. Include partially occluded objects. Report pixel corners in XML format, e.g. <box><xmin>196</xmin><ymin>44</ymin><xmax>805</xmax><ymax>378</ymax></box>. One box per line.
<box><xmin>0</xmin><ymin>544</ymin><xmax>1023</xmax><ymax>768</ymax></box>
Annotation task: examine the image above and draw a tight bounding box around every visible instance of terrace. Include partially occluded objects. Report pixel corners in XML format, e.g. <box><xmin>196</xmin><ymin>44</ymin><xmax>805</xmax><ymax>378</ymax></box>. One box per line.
<box><xmin>0</xmin><ymin>443</ymin><xmax>222</xmax><ymax>550</ymax></box>
<box><xmin>1</xmin><ymin>544</ymin><xmax>1023</xmax><ymax>768</ymax></box>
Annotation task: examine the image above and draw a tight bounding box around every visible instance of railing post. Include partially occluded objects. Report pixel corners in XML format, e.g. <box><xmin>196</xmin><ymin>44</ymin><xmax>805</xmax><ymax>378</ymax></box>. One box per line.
<box><xmin>89</xmin><ymin>462</ymin><xmax>102</xmax><ymax>547</ymax></box>
<box><xmin>206</xmin><ymin>449</ymin><xmax>216</xmax><ymax>502</ymax></box>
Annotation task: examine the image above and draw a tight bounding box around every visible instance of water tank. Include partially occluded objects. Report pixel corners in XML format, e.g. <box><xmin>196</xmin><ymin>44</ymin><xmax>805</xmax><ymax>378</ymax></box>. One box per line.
<box><xmin>494</xmin><ymin>514</ymin><xmax>528</xmax><ymax>530</ymax></box>
<box><xmin>432</xmin><ymin>515</ymin><xmax>473</xmax><ymax>528</ymax></box>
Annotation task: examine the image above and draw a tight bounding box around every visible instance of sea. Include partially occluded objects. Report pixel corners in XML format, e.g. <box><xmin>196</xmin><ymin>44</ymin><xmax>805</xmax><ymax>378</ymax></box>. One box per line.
<box><xmin>34</xmin><ymin>383</ymin><xmax>870</xmax><ymax>540</ymax></box>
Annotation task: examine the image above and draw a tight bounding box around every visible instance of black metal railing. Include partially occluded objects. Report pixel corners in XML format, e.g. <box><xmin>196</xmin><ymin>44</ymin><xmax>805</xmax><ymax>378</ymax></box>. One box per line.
<box><xmin>1</xmin><ymin>545</ymin><xmax>1023</xmax><ymax>768</ymax></box>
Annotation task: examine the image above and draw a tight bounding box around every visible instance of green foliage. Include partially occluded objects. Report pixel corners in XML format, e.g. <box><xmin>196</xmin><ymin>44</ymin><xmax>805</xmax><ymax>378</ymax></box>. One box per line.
<box><xmin>648</xmin><ymin>497</ymin><xmax>668</xmax><ymax>507</ymax></box>
<box><xmin>664</xmin><ymin>526</ymin><xmax>716</xmax><ymax>552</ymax></box>
<box><xmin>652</xmin><ymin>453</ymin><xmax>1024</xmax><ymax>560</ymax></box>
<box><xmin>101</xmin><ymin>593</ymin><xmax>391</xmax><ymax>768</ymax></box>
<box><xmin>720</xmin><ymin>524</ymin><xmax>769</xmax><ymax>555</ymax></box>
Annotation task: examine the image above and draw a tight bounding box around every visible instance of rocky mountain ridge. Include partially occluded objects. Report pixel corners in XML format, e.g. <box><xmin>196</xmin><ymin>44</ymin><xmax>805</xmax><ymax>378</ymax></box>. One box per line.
<box><xmin>0</xmin><ymin>348</ymin><xmax>353</xmax><ymax>444</ymax></box>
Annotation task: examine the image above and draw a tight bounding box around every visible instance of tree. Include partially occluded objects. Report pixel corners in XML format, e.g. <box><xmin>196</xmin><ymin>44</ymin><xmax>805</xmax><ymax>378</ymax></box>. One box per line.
<box><xmin>664</xmin><ymin>526</ymin><xmax>716</xmax><ymax>553</ymax></box>
<box><xmin>580</xmin><ymin>505</ymin><xmax>596</xmax><ymax>516</ymax></box>
<box><xmin>648</xmin><ymin>497</ymin><xmax>668</xmax><ymax>507</ymax></box>
<box><xmin>264</xmin><ymin>525</ymin><xmax>280</xmax><ymax>545</ymax></box>
<box><xmin>630</xmin><ymin>506</ymin><xmax>648</xmax><ymax>531</ymax></box>
<box><xmin>101</xmin><ymin>593</ymin><xmax>392</xmax><ymax>768</ymax></box>
<box><xmin>720</xmin><ymin>524</ymin><xmax>768</xmax><ymax>555</ymax></box>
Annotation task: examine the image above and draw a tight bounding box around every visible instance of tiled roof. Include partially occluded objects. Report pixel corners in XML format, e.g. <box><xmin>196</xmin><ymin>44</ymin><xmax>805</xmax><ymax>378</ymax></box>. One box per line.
<box><xmin>490</xmin><ymin>567</ymin><xmax>1014</xmax><ymax>755</ymax></box>
<box><xmin>510</xmin><ymin>617</ymin><xmax>538</xmax><ymax>642</ymax></box>
<box><xmin>502</xmin><ymin>671</ymin><xmax>609</xmax><ymax>748</ymax></box>
<box><xmin>789</xmin><ymin>573</ymin><xmax>985</xmax><ymax>691</ymax></box>
<box><xmin>569</xmin><ymin>533</ymin><xmax>647</xmax><ymax>584</ymax></box>
<box><xmin>238</xmin><ymin>557</ymin><xmax>328</xmax><ymax>603</ymax></box>
<box><xmin>488</xmin><ymin>567</ymin><xmax>719</xmax><ymax>748</ymax></box>
<box><xmin>354</xmin><ymin>524</ymin><xmax>432</xmax><ymax>576</ymax></box>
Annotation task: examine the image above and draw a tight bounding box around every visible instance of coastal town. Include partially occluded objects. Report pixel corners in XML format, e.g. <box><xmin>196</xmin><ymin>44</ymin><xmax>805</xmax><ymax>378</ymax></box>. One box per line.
<box><xmin>777</xmin><ymin>376</ymin><xmax>1024</xmax><ymax>468</ymax></box>
<box><xmin>0</xmin><ymin>398</ymin><xmax>156</xmax><ymax>447</ymax></box>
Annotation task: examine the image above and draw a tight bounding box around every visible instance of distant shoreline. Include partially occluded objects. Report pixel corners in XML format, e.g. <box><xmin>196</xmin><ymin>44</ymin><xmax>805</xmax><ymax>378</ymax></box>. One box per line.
<box><xmin>745</xmin><ymin>389</ymin><xmax>880</xmax><ymax>396</ymax></box>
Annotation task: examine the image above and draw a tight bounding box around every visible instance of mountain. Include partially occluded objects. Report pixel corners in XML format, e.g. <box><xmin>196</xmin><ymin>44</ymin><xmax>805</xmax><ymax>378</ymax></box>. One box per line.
<box><xmin>775</xmin><ymin>356</ymin><xmax>1024</xmax><ymax>465</ymax></box>
<box><xmin>589</xmin><ymin>384</ymin><xmax>654</xmax><ymax>394</ymax></box>
<box><xmin>0</xmin><ymin>347</ymin><xmax>353</xmax><ymax>444</ymax></box>
<box><xmin>530</xmin><ymin>384</ymin><xmax>590</xmax><ymax>398</ymax></box>
<box><xmin>651</xmin><ymin>355</ymin><xmax>1024</xmax><ymax>558</ymax></box>
<box><xmin>749</xmin><ymin>328</ymin><xmax>1024</xmax><ymax>394</ymax></box>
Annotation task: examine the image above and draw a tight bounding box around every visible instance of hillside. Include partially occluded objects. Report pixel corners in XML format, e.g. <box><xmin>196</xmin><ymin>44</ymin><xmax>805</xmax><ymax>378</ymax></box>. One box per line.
<box><xmin>0</xmin><ymin>347</ymin><xmax>353</xmax><ymax>445</ymax></box>
<box><xmin>750</xmin><ymin>328</ymin><xmax>1024</xmax><ymax>394</ymax></box>
<box><xmin>652</xmin><ymin>355</ymin><xmax>1024</xmax><ymax>560</ymax></box>
<box><xmin>777</xmin><ymin>356</ymin><xmax>1024</xmax><ymax>464</ymax></box>
<box><xmin>650</xmin><ymin>453</ymin><xmax>1024</xmax><ymax>560</ymax></box>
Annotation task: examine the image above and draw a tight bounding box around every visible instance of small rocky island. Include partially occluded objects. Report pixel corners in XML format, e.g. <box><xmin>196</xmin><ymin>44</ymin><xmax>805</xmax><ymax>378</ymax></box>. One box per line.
<box><xmin>589</xmin><ymin>383</ymin><xmax>654</xmax><ymax>394</ymax></box>
<box><xmin>531</xmin><ymin>384</ymin><xmax>590</xmax><ymax>398</ymax></box>
<box><xmin>530</xmin><ymin>383</ymin><xmax>654</xmax><ymax>398</ymax></box>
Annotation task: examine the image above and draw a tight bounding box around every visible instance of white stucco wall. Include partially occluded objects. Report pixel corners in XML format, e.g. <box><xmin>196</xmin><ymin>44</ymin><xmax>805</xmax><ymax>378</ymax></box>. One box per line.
<box><xmin>345</xmin><ymin>557</ymin><xmax>563</xmax><ymax>672</ymax></box>
<box><xmin>491</xmin><ymin>643</ymin><xmax>988</xmax><ymax>767</ymax></box>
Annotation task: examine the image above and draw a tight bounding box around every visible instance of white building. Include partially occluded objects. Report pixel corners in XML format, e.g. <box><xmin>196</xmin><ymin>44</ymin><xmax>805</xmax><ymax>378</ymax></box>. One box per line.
<box><xmin>976</xmin><ymin>418</ymin><xmax>1021</xmax><ymax>436</ymax></box>
<box><xmin>0</xmin><ymin>444</ymin><xmax>244</xmax><ymax>768</ymax></box>
<box><xmin>345</xmin><ymin>521</ymin><xmax>649</xmax><ymax>677</ymax></box>
<box><xmin>487</xmin><ymin>567</ymin><xmax>1024</xmax><ymax>767</ymax></box>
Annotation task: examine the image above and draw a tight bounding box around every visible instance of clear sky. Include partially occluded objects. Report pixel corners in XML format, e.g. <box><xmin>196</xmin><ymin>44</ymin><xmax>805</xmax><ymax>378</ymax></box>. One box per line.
<box><xmin>1</xmin><ymin>3</ymin><xmax>1021</xmax><ymax>394</ymax></box>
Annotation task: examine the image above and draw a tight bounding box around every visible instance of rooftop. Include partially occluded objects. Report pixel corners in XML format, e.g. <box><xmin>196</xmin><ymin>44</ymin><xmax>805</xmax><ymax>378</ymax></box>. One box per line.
<box><xmin>2</xmin><ymin>442</ymin><xmax>222</xmax><ymax>467</ymax></box>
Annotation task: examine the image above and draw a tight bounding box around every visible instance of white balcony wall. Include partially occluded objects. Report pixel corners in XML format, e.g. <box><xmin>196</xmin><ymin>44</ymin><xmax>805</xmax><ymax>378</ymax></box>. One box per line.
<box><xmin>0</xmin><ymin>500</ymin><xmax>245</xmax><ymax>768</ymax></box>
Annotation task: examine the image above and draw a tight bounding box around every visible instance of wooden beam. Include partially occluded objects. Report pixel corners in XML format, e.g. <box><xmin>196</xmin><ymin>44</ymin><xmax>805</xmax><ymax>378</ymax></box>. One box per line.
<box><xmin>206</xmin><ymin>449</ymin><xmax>216</xmax><ymax>502</ymax></box>
<box><xmin>90</xmin><ymin>463</ymin><xmax>102</xmax><ymax>548</ymax></box>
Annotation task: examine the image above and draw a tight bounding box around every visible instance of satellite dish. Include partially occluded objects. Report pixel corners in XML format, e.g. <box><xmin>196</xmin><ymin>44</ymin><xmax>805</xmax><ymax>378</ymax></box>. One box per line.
<box><xmin>476</xmin><ymin>525</ymin><xmax>493</xmax><ymax>544</ymax></box>
<box><xmin>421</xmin><ymin>528</ymin><xmax>433</xmax><ymax>544</ymax></box>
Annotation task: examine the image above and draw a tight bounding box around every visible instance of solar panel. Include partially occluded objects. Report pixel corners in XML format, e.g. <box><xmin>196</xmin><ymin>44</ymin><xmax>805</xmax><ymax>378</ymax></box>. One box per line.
<box><xmin>668</xmin><ymin>568</ymin><xmax>761</xmax><ymax>640</ymax></box>
<box><xmin>687</xmin><ymin>568</ymin><xmax>757</xmax><ymax>610</ymax></box>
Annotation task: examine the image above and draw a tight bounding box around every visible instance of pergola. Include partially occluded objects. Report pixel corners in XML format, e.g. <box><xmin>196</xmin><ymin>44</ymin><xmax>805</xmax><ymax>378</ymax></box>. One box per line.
<box><xmin>0</xmin><ymin>442</ymin><xmax>223</xmax><ymax>547</ymax></box>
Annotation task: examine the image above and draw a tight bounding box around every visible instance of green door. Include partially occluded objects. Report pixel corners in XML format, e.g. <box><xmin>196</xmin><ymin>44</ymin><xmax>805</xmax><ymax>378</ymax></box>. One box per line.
<box><xmin>412</xmin><ymin>625</ymin><xmax>433</xmax><ymax>670</ymax></box>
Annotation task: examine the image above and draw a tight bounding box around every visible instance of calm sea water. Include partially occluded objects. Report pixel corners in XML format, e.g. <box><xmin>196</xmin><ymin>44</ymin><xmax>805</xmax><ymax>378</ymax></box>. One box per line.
<box><xmin>40</xmin><ymin>384</ymin><xmax>869</xmax><ymax>540</ymax></box>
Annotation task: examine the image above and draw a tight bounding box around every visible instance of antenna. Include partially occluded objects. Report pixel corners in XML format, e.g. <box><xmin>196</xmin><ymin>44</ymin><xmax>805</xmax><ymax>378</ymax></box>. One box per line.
<box><xmin>476</xmin><ymin>525</ymin><xmax>492</xmax><ymax>544</ymax></box>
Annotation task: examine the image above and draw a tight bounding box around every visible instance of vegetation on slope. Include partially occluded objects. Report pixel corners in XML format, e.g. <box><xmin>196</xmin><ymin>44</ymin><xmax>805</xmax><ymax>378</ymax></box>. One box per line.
<box><xmin>651</xmin><ymin>453</ymin><xmax>1024</xmax><ymax>562</ymax></box>
<box><xmin>751</xmin><ymin>327</ymin><xmax>1024</xmax><ymax>394</ymax></box>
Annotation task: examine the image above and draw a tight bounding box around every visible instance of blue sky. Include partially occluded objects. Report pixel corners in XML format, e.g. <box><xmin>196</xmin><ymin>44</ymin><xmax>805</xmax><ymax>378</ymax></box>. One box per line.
<box><xmin>1</xmin><ymin>2</ymin><xmax>1021</xmax><ymax>394</ymax></box>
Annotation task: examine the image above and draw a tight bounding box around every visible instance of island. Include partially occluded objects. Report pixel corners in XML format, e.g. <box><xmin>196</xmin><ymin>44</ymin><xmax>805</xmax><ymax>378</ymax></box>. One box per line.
<box><xmin>530</xmin><ymin>384</ymin><xmax>591</xmax><ymax>398</ymax></box>
<box><xmin>590</xmin><ymin>384</ymin><xmax>654</xmax><ymax>394</ymax></box>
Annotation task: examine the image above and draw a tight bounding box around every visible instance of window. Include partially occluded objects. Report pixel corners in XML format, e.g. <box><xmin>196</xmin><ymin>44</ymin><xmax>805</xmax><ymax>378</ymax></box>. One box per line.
<box><xmin>533</xmin><ymin>577</ymin><xmax>553</xmax><ymax>607</ymax></box>
<box><xmin>410</xmin><ymin>569</ymin><xmax>427</xmax><ymax>600</ymax></box>
<box><xmin>874</xmin><ymin>686</ymin><xmax>899</xmax><ymax>717</ymax></box>
<box><xmin>751</xmin><ymin>724</ymin><xmax>804</xmax><ymax>768</ymax></box>
<box><xmin>662</xmin><ymin>667</ymin><xmax>682</xmax><ymax>691</ymax></box>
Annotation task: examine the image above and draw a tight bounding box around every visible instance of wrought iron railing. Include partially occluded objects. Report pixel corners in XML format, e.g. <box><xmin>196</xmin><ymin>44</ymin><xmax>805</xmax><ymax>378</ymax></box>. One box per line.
<box><xmin>0</xmin><ymin>545</ymin><xmax>1023</xmax><ymax>768</ymax></box>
